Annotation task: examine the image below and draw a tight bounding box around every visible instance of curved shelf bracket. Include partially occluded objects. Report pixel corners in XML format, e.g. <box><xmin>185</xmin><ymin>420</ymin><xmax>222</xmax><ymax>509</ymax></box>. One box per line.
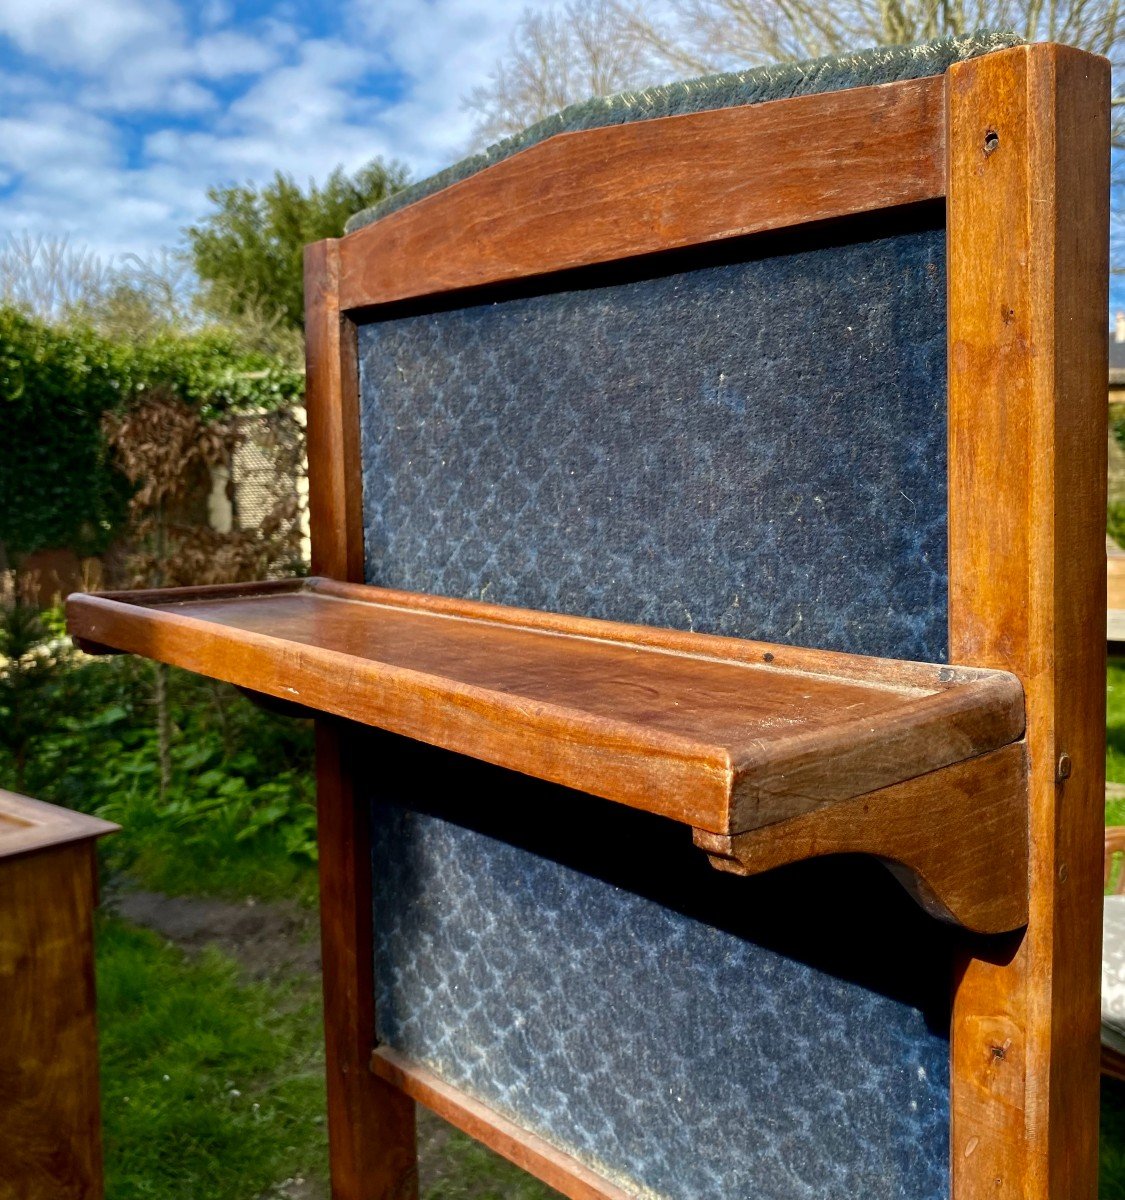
<box><xmin>694</xmin><ymin>742</ymin><xmax>1029</xmax><ymax>934</ymax></box>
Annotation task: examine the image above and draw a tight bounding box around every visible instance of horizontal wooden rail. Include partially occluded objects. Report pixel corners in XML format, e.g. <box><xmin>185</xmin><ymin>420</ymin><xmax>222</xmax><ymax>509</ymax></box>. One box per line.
<box><xmin>338</xmin><ymin>74</ymin><xmax>947</xmax><ymax>310</ymax></box>
<box><xmin>371</xmin><ymin>1048</ymin><xmax>633</xmax><ymax>1200</ymax></box>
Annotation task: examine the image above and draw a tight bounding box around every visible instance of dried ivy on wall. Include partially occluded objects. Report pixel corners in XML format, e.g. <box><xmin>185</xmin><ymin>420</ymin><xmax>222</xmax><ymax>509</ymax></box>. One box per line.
<box><xmin>0</xmin><ymin>306</ymin><xmax>304</xmax><ymax>573</ymax></box>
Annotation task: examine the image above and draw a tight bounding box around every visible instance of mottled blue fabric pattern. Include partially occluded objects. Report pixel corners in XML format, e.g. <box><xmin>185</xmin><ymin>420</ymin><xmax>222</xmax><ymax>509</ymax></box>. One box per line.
<box><xmin>358</xmin><ymin>223</ymin><xmax>948</xmax><ymax>660</ymax></box>
<box><xmin>367</xmin><ymin>747</ymin><xmax>953</xmax><ymax>1199</ymax></box>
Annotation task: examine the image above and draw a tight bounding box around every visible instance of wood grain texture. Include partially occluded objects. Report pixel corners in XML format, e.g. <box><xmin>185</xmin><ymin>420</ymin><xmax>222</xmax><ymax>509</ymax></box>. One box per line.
<box><xmin>0</xmin><ymin>834</ymin><xmax>106</xmax><ymax>1199</ymax></box>
<box><xmin>0</xmin><ymin>789</ymin><xmax>117</xmax><ymax>861</ymax></box>
<box><xmin>947</xmin><ymin>43</ymin><xmax>1109</xmax><ymax>1200</ymax></box>
<box><xmin>305</xmin><ymin>239</ymin><xmax>364</xmax><ymax>583</ymax></box>
<box><xmin>307</xmin><ymin>245</ymin><xmax>418</xmax><ymax>1200</ymax></box>
<box><xmin>337</xmin><ymin>75</ymin><xmax>946</xmax><ymax>310</ymax></box>
<box><xmin>316</xmin><ymin>723</ymin><xmax>417</xmax><ymax>1200</ymax></box>
<box><xmin>370</xmin><ymin>1048</ymin><xmax>635</xmax><ymax>1200</ymax></box>
<box><xmin>696</xmin><ymin>741</ymin><xmax>1028</xmax><ymax>934</ymax></box>
<box><xmin>65</xmin><ymin>577</ymin><xmax>1026</xmax><ymax>849</ymax></box>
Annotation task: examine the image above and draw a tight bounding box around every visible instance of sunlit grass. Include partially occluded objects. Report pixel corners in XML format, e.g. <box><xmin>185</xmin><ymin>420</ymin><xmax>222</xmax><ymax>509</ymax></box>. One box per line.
<box><xmin>96</xmin><ymin>916</ymin><xmax>327</xmax><ymax>1199</ymax></box>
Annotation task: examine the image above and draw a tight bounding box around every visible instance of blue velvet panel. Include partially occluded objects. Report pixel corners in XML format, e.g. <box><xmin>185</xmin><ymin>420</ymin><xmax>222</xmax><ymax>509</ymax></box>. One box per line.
<box><xmin>358</xmin><ymin>221</ymin><xmax>948</xmax><ymax>661</ymax></box>
<box><xmin>367</xmin><ymin>743</ymin><xmax>953</xmax><ymax>1200</ymax></box>
<box><xmin>358</xmin><ymin>216</ymin><xmax>952</xmax><ymax>1198</ymax></box>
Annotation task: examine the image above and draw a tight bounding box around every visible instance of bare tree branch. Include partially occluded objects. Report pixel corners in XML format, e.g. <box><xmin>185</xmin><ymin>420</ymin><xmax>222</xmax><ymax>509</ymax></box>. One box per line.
<box><xmin>466</xmin><ymin>0</ymin><xmax>1125</xmax><ymax>283</ymax></box>
<box><xmin>467</xmin><ymin>0</ymin><xmax>1125</xmax><ymax>142</ymax></box>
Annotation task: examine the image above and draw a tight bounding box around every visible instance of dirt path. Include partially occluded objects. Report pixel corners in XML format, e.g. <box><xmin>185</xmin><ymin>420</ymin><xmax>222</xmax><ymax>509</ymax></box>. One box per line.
<box><xmin>108</xmin><ymin>887</ymin><xmax>321</xmax><ymax>982</ymax></box>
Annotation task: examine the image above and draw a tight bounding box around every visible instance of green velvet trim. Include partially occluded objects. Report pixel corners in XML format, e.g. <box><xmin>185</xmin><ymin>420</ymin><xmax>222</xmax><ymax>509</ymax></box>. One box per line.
<box><xmin>346</xmin><ymin>31</ymin><xmax>1020</xmax><ymax>234</ymax></box>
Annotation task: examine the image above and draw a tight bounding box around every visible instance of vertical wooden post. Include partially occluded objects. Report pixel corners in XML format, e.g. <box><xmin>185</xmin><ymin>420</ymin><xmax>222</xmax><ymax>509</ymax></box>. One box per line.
<box><xmin>947</xmin><ymin>44</ymin><xmax>1109</xmax><ymax>1199</ymax></box>
<box><xmin>305</xmin><ymin>239</ymin><xmax>419</xmax><ymax>1200</ymax></box>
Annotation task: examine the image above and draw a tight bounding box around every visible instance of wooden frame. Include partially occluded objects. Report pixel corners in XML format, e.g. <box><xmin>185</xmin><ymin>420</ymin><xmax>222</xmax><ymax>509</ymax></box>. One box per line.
<box><xmin>946</xmin><ymin>47</ymin><xmax>1108</xmax><ymax>1200</ymax></box>
<box><xmin>56</xmin><ymin>39</ymin><xmax>1105</xmax><ymax>1200</ymax></box>
<box><xmin>301</xmin><ymin>42</ymin><xmax>1108</xmax><ymax>1200</ymax></box>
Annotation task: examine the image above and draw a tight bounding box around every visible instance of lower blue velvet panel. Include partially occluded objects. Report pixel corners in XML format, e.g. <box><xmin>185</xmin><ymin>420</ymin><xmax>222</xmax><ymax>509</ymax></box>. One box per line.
<box><xmin>368</xmin><ymin>736</ymin><xmax>952</xmax><ymax>1200</ymax></box>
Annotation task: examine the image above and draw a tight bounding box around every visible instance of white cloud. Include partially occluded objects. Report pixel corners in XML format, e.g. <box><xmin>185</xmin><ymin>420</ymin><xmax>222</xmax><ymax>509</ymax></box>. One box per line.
<box><xmin>195</xmin><ymin>31</ymin><xmax>283</xmax><ymax>80</ymax></box>
<box><xmin>0</xmin><ymin>0</ymin><xmax>182</xmax><ymax>71</ymax></box>
<box><xmin>356</xmin><ymin>0</ymin><xmax>550</xmax><ymax>163</ymax></box>
<box><xmin>0</xmin><ymin>0</ymin><xmax>553</xmax><ymax>264</ymax></box>
<box><xmin>0</xmin><ymin>104</ymin><xmax>118</xmax><ymax>174</ymax></box>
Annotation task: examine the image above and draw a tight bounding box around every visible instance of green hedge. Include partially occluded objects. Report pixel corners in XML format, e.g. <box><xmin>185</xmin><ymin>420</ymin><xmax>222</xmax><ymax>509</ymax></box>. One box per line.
<box><xmin>0</xmin><ymin>307</ymin><xmax>304</xmax><ymax>563</ymax></box>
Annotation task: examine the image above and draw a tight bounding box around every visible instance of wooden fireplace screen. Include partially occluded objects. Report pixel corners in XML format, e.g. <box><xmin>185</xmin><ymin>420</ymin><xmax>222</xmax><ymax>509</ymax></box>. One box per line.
<box><xmin>67</xmin><ymin>41</ymin><xmax>1108</xmax><ymax>1200</ymax></box>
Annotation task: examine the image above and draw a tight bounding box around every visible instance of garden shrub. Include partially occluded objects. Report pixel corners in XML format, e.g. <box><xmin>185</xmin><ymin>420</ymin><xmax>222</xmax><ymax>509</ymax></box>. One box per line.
<box><xmin>0</xmin><ymin>306</ymin><xmax>304</xmax><ymax>568</ymax></box>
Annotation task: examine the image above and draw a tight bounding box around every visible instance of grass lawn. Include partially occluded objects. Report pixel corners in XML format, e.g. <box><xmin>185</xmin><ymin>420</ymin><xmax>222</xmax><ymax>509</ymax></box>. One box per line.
<box><xmin>96</xmin><ymin>917</ymin><xmax>328</xmax><ymax>1200</ymax></box>
<box><xmin>95</xmin><ymin>905</ymin><xmax>560</xmax><ymax>1199</ymax></box>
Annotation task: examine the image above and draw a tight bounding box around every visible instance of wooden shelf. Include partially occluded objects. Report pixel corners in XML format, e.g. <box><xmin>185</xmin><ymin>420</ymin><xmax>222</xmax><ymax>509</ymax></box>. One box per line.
<box><xmin>67</xmin><ymin>577</ymin><xmax>1029</xmax><ymax>932</ymax></box>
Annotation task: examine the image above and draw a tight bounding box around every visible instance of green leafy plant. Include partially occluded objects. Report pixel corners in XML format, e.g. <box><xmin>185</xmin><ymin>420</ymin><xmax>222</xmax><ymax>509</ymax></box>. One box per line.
<box><xmin>188</xmin><ymin>160</ymin><xmax>407</xmax><ymax>333</ymax></box>
<box><xmin>0</xmin><ymin>600</ymin><xmax>71</xmax><ymax>789</ymax></box>
<box><xmin>0</xmin><ymin>307</ymin><xmax>305</xmax><ymax>572</ymax></box>
<box><xmin>1111</xmin><ymin>499</ymin><xmax>1125</xmax><ymax>549</ymax></box>
<box><xmin>3</xmin><ymin>653</ymin><xmax>318</xmax><ymax>901</ymax></box>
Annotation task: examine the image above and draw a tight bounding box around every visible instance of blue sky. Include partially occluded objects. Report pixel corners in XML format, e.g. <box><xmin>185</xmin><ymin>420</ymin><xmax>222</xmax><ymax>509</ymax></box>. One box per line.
<box><xmin>0</xmin><ymin>0</ymin><xmax>542</xmax><ymax>260</ymax></box>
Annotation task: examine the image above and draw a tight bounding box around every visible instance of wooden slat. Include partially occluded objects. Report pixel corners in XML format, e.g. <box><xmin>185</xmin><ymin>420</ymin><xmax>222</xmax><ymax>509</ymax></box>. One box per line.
<box><xmin>315</xmin><ymin>723</ymin><xmax>418</xmax><ymax>1200</ymax></box>
<box><xmin>371</xmin><ymin>1048</ymin><xmax>636</xmax><ymax>1200</ymax></box>
<box><xmin>305</xmin><ymin>243</ymin><xmax>418</xmax><ymax>1200</ymax></box>
<box><xmin>305</xmin><ymin>239</ymin><xmax>364</xmax><ymax>583</ymax></box>
<box><xmin>946</xmin><ymin>43</ymin><xmax>1109</xmax><ymax>1200</ymax></box>
<box><xmin>337</xmin><ymin>74</ymin><xmax>947</xmax><ymax>310</ymax></box>
<box><xmin>64</xmin><ymin>578</ymin><xmax>1025</xmax><ymax>841</ymax></box>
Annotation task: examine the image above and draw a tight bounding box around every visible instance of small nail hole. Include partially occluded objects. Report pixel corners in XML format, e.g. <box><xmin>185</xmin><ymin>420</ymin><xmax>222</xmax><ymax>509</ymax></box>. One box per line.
<box><xmin>984</xmin><ymin>129</ymin><xmax>1000</xmax><ymax>156</ymax></box>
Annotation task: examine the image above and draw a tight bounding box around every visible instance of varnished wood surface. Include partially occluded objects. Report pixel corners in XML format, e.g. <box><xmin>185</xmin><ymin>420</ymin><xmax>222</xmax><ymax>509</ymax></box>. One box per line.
<box><xmin>1108</xmin><ymin>537</ymin><xmax>1125</xmax><ymax>611</ymax></box>
<box><xmin>316</xmin><ymin>724</ymin><xmax>418</xmax><ymax>1200</ymax></box>
<box><xmin>337</xmin><ymin>75</ymin><xmax>946</xmax><ymax>311</ymax></box>
<box><xmin>0</xmin><ymin>836</ymin><xmax>106</xmax><ymax>1198</ymax></box>
<box><xmin>947</xmin><ymin>43</ymin><xmax>1109</xmax><ymax>1200</ymax></box>
<box><xmin>0</xmin><ymin>789</ymin><xmax>118</xmax><ymax>862</ymax></box>
<box><xmin>306</xmin><ymin>238</ymin><xmax>419</xmax><ymax>1200</ymax></box>
<box><xmin>371</xmin><ymin>1048</ymin><xmax>635</xmax><ymax>1200</ymax></box>
<box><xmin>697</xmin><ymin>742</ymin><xmax>1028</xmax><ymax>934</ymax></box>
<box><xmin>66</xmin><ymin>577</ymin><xmax>1025</xmax><ymax>838</ymax></box>
<box><xmin>305</xmin><ymin>240</ymin><xmax>364</xmax><ymax>583</ymax></box>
